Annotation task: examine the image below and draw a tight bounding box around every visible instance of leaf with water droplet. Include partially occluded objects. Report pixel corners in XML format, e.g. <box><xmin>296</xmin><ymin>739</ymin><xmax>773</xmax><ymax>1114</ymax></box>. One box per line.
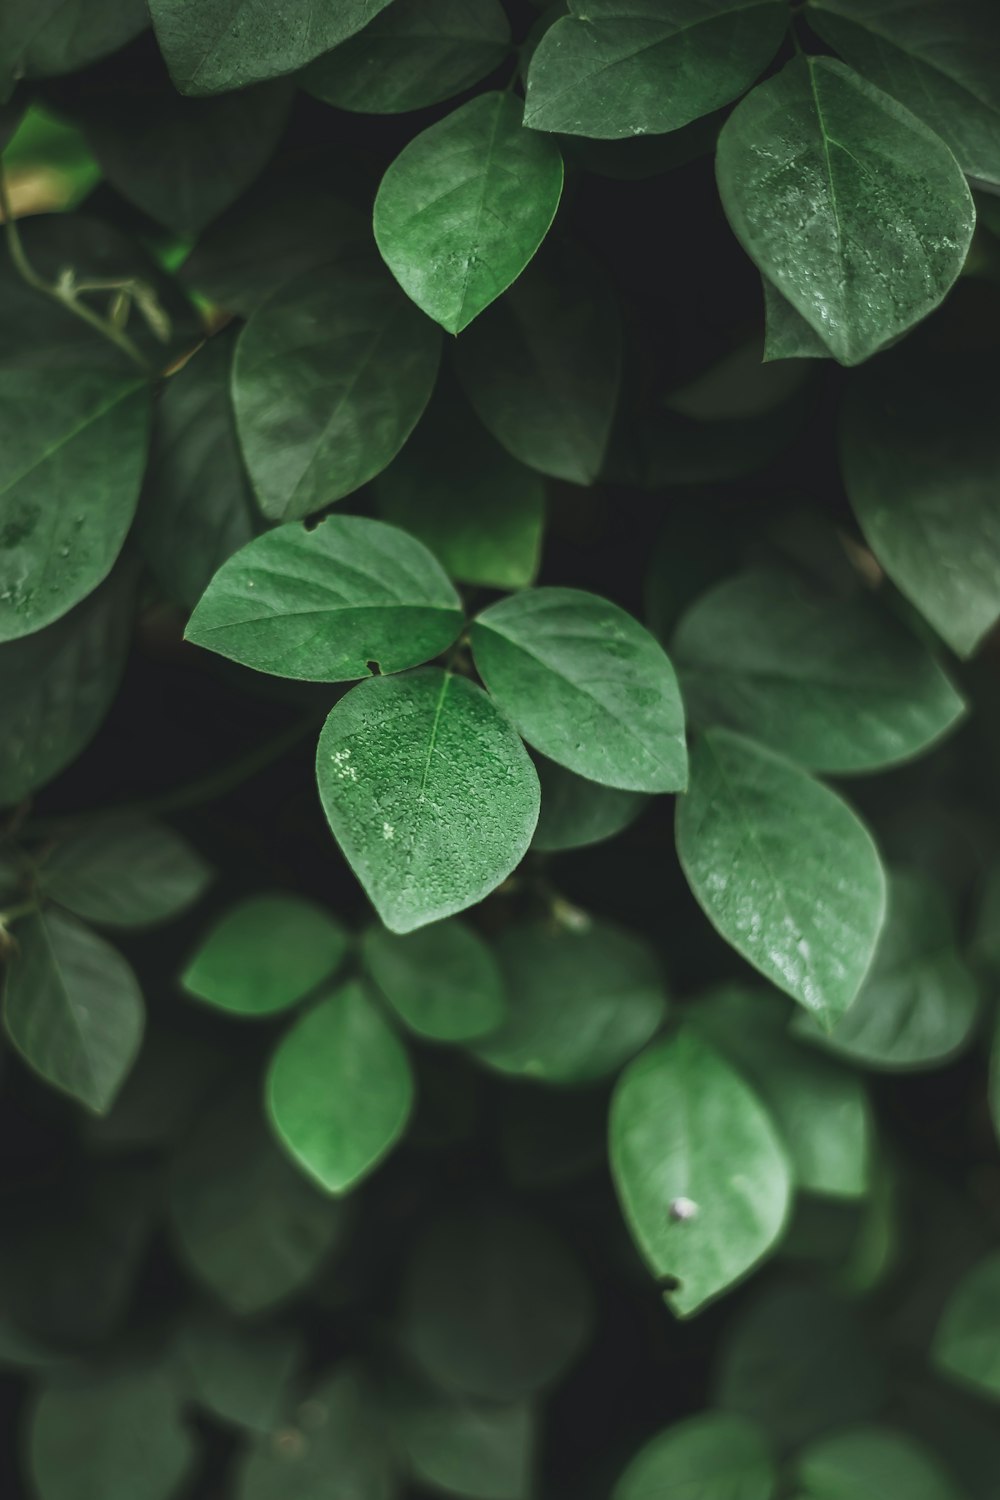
<box><xmin>316</xmin><ymin>669</ymin><xmax>540</xmax><ymax>933</ymax></box>
<box><xmin>676</xmin><ymin>728</ymin><xmax>887</xmax><ymax>1027</ymax></box>
<box><xmin>716</xmin><ymin>57</ymin><xmax>975</xmax><ymax>365</ymax></box>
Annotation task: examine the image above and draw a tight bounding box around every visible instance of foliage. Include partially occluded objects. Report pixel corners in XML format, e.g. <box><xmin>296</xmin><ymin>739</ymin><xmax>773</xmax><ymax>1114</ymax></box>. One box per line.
<box><xmin>1</xmin><ymin>1</ymin><xmax>1000</xmax><ymax>1497</ymax></box>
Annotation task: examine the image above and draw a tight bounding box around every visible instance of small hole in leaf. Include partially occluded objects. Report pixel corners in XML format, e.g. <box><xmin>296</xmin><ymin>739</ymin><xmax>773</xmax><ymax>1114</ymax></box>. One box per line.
<box><xmin>657</xmin><ymin>1274</ymin><xmax>681</xmax><ymax>1293</ymax></box>
<box><xmin>366</xmin><ymin>660</ymin><xmax>382</xmax><ymax>675</ymax></box>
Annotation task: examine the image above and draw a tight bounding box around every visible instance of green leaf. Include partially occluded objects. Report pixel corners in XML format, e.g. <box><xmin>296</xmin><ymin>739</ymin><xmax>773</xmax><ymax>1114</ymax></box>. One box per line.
<box><xmin>471</xmin><ymin>587</ymin><xmax>687</xmax><ymax>793</ymax></box>
<box><xmin>676</xmin><ymin>729</ymin><xmax>887</xmax><ymax>1027</ymax></box>
<box><xmin>0</xmin><ymin>361</ymin><xmax>150</xmax><ymax>642</ymax></box>
<box><xmin>168</xmin><ymin>1086</ymin><xmax>347</xmax><ymax>1315</ymax></box>
<box><xmin>402</xmin><ymin>1203</ymin><xmax>593</xmax><ymax>1399</ymax></box>
<box><xmin>614</xmin><ymin>1412</ymin><xmax>776</xmax><ymax>1500</ymax></box>
<box><xmin>373</xmin><ymin>92</ymin><xmax>564</xmax><ymax>334</ymax></box>
<box><xmin>387</xmin><ymin>1376</ymin><xmax>535</xmax><ymax>1500</ymax></box>
<box><xmin>185</xmin><ymin>515</ymin><xmax>463</xmax><ymax>682</ymax></box>
<box><xmin>793</xmin><ymin>871</ymin><xmax>980</xmax><ymax>1071</ymax></box>
<box><xmin>303</xmin><ymin>0</ymin><xmax>511</xmax><ymax>114</ymax></box>
<box><xmin>840</xmin><ymin>363</ymin><xmax>1000</xmax><ymax>657</ymax></box>
<box><xmin>689</xmin><ymin>986</ymin><xmax>871</xmax><ymax>1199</ymax></box>
<box><xmin>79</xmin><ymin>81</ymin><xmax>293</xmax><ymax>239</ymax></box>
<box><xmin>20</xmin><ymin>0</ymin><xmax>147</xmax><ymax>79</ymax></box>
<box><xmin>472</xmin><ymin>918</ymin><xmax>666</xmax><ymax>1085</ymax></box>
<box><xmin>362</xmin><ymin>918</ymin><xmax>506</xmax><ymax>1043</ymax></box>
<box><xmin>374</xmin><ymin>379</ymin><xmax>545</xmax><ymax>590</ymax></box>
<box><xmin>29</xmin><ymin>1363</ymin><xmax>195</xmax><ymax>1500</ymax></box>
<box><xmin>137</xmin><ymin>328</ymin><xmax>262</xmax><ymax>610</ymax></box>
<box><xmin>0</xmin><ymin>562</ymin><xmax>134</xmax><ymax>809</ymax></box>
<box><xmin>714</xmin><ymin>1282</ymin><xmax>887</xmax><ymax>1448</ymax></box>
<box><xmin>807</xmin><ymin>0</ymin><xmax>1000</xmax><ymax>187</ymax></box>
<box><xmin>609</xmin><ymin>1026</ymin><xmax>791</xmax><ymax>1316</ymax></box>
<box><xmin>40</xmin><ymin>817</ymin><xmax>212</xmax><ymax>928</ymax></box>
<box><xmin>794</xmin><ymin>1426</ymin><xmax>965</xmax><ymax>1500</ymax></box>
<box><xmin>524</xmin><ymin>0</ymin><xmax>788</xmax><ymax>139</ymax></box>
<box><xmin>0</xmin><ymin>1</ymin><xmax>62</xmax><ymax>96</ymax></box>
<box><xmin>761</xmin><ymin>278</ymin><xmax>832</xmax><ymax>362</ymax></box>
<box><xmin>933</xmin><ymin>1252</ymin><xmax>1000</xmax><ymax>1402</ymax></box>
<box><xmin>182</xmin><ymin>894</ymin><xmax>348</xmax><ymax>1017</ymax></box>
<box><xmin>267</xmin><ymin>980</ymin><xmax>415</xmax><ymax>1194</ymax></box>
<box><xmin>236</xmin><ymin>1367</ymin><xmax>399</xmax><ymax>1500</ymax></box>
<box><xmin>3</xmin><ymin>908</ymin><xmax>144</xmax><ymax>1114</ymax></box>
<box><xmin>455</xmin><ymin>242</ymin><xmax>622</xmax><ymax>484</ymax></box>
<box><xmin>672</xmin><ymin>569</ymin><xmax>966</xmax><ymax>773</ymax></box>
<box><xmin>316</xmin><ymin>669</ymin><xmax>540</xmax><ymax>933</ymax></box>
<box><xmin>148</xmin><ymin>0</ymin><xmax>395</xmax><ymax>93</ymax></box>
<box><xmin>174</xmin><ymin>1308</ymin><xmax>302</xmax><ymax>1432</ymax></box>
<box><xmin>233</xmin><ymin>260</ymin><xmax>441</xmax><ymax>520</ymax></box>
<box><xmin>532</xmin><ymin>756</ymin><xmax>647</xmax><ymax>852</ymax></box>
<box><xmin>715</xmin><ymin>57</ymin><xmax>975</xmax><ymax>365</ymax></box>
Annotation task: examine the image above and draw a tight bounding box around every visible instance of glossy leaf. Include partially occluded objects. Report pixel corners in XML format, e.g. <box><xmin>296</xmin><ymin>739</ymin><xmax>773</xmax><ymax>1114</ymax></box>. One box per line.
<box><xmin>402</xmin><ymin>1204</ymin><xmax>593</xmax><ymax>1399</ymax></box>
<box><xmin>174</xmin><ymin>1309</ymin><xmax>302</xmax><ymax>1432</ymax></box>
<box><xmin>716</xmin><ymin>57</ymin><xmax>975</xmax><ymax>365</ymax></box>
<box><xmin>808</xmin><ymin>0</ymin><xmax>1000</xmax><ymax>186</ymax></box>
<box><xmin>524</xmin><ymin>0</ymin><xmax>788</xmax><ymax>139</ymax></box>
<box><xmin>794</xmin><ymin>871</ymin><xmax>980</xmax><ymax>1071</ymax></box>
<box><xmin>3</xmin><ymin>908</ymin><xmax>144</xmax><ymax>1114</ymax></box>
<box><xmin>182</xmin><ymin>894</ymin><xmax>348</xmax><ymax>1017</ymax></box>
<box><xmin>794</xmin><ymin>1425</ymin><xmax>965</xmax><ymax>1500</ymax></box>
<box><xmin>933</xmin><ymin>1253</ymin><xmax>1000</xmax><ymax>1401</ymax></box>
<box><xmin>168</xmin><ymin>1088</ymin><xmax>347</xmax><ymax>1315</ymax></box>
<box><xmin>387</xmin><ymin>1376</ymin><xmax>535</xmax><ymax>1500</ymax></box>
<box><xmin>532</xmin><ymin>756</ymin><xmax>647</xmax><ymax>852</ymax></box>
<box><xmin>267</xmin><ymin>981</ymin><xmax>415</xmax><ymax>1194</ymax></box>
<box><xmin>676</xmin><ymin>729</ymin><xmax>887</xmax><ymax>1027</ymax></box>
<box><xmin>29</xmin><ymin>1364</ymin><xmax>195</xmax><ymax>1500</ymax></box>
<box><xmin>40</xmin><ymin>817</ymin><xmax>212</xmax><ymax>928</ymax></box>
<box><xmin>137</xmin><ymin>328</ymin><xmax>262</xmax><ymax>609</ymax></box>
<box><xmin>610</xmin><ymin>1026</ymin><xmax>791</xmax><ymax>1316</ymax></box>
<box><xmin>471</xmin><ymin>587</ymin><xmax>687</xmax><ymax>792</ymax></box>
<box><xmin>473</xmin><ymin>918</ymin><xmax>666</xmax><ymax>1085</ymax></box>
<box><xmin>0</xmin><ymin>562</ymin><xmax>134</xmax><ymax>809</ymax></box>
<box><xmin>762</xmin><ymin>278</ymin><xmax>831</xmax><ymax>362</ymax></box>
<box><xmin>455</xmin><ymin>243</ymin><xmax>622</xmax><ymax>484</ymax></box>
<box><xmin>233</xmin><ymin>260</ymin><xmax>441</xmax><ymax>521</ymax></box>
<box><xmin>148</xmin><ymin>0</ymin><xmax>395</xmax><ymax>93</ymax></box>
<box><xmin>316</xmin><ymin>669</ymin><xmax>540</xmax><ymax>934</ymax></box>
<box><xmin>840</xmin><ymin>363</ymin><xmax>1000</xmax><ymax>657</ymax></box>
<box><xmin>373</xmin><ymin>91</ymin><xmax>564</xmax><ymax>334</ymax></box>
<box><xmin>362</xmin><ymin>919</ymin><xmax>506</xmax><ymax>1043</ymax></box>
<box><xmin>672</xmin><ymin>569</ymin><xmax>966</xmax><ymax>773</ymax></box>
<box><xmin>185</xmin><ymin>515</ymin><xmax>463</xmax><ymax>682</ymax></box>
<box><xmin>614</xmin><ymin>1412</ymin><xmax>776</xmax><ymax>1500</ymax></box>
<box><xmin>303</xmin><ymin>0</ymin><xmax>511</xmax><ymax>114</ymax></box>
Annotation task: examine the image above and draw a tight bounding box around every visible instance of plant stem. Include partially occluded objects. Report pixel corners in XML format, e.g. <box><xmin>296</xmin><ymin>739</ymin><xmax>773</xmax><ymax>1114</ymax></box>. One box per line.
<box><xmin>0</xmin><ymin>162</ymin><xmax>153</xmax><ymax>375</ymax></box>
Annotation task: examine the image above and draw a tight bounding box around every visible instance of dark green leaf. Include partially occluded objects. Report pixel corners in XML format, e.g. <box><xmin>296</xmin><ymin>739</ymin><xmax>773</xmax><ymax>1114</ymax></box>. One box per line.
<box><xmin>610</xmin><ymin>1026</ymin><xmax>791</xmax><ymax>1316</ymax></box>
<box><xmin>266</xmin><ymin>980</ymin><xmax>415</xmax><ymax>1193</ymax></box>
<box><xmin>808</xmin><ymin>0</ymin><xmax>1000</xmax><ymax>187</ymax></box>
<box><xmin>233</xmin><ymin>260</ymin><xmax>441</xmax><ymax>520</ymax></box>
<box><xmin>471</xmin><ymin>587</ymin><xmax>687</xmax><ymax>792</ymax></box>
<box><xmin>387</xmin><ymin>1375</ymin><xmax>535</xmax><ymax>1500</ymax></box>
<box><xmin>840</xmin><ymin>363</ymin><xmax>1000</xmax><ymax>657</ymax></box>
<box><xmin>174</xmin><ymin>1308</ymin><xmax>302</xmax><ymax>1432</ymax></box>
<box><xmin>0</xmin><ymin>562</ymin><xmax>134</xmax><ymax>809</ymax></box>
<box><xmin>614</xmin><ymin>1412</ymin><xmax>776</xmax><ymax>1500</ymax></box>
<box><xmin>761</xmin><ymin>278</ymin><xmax>831</xmax><ymax>361</ymax></box>
<box><xmin>933</xmin><ymin>1253</ymin><xmax>1000</xmax><ymax>1402</ymax></box>
<box><xmin>472</xmin><ymin>918</ymin><xmax>666</xmax><ymax>1084</ymax></box>
<box><xmin>373</xmin><ymin>92</ymin><xmax>564</xmax><ymax>334</ymax></box>
<box><xmin>3</xmin><ymin>908</ymin><xmax>144</xmax><ymax>1114</ymax></box>
<box><xmin>181</xmin><ymin>893</ymin><xmax>348</xmax><ymax>1017</ymax></box>
<box><xmin>676</xmin><ymin>729</ymin><xmax>887</xmax><ymax>1027</ymax></box>
<box><xmin>41</xmin><ymin>816</ymin><xmax>212</xmax><ymax>928</ymax></box>
<box><xmin>316</xmin><ymin>669</ymin><xmax>540</xmax><ymax>933</ymax></box>
<box><xmin>148</xmin><ymin>0</ymin><xmax>396</xmax><ymax>94</ymax></box>
<box><xmin>532</xmin><ymin>755</ymin><xmax>647</xmax><ymax>852</ymax></box>
<box><xmin>524</xmin><ymin>0</ymin><xmax>788</xmax><ymax>139</ymax></box>
<box><xmin>794</xmin><ymin>1425</ymin><xmax>964</xmax><ymax>1500</ymax></box>
<box><xmin>455</xmin><ymin>242</ymin><xmax>621</xmax><ymax>484</ymax></box>
<box><xmin>672</xmin><ymin>569</ymin><xmax>966</xmax><ymax>773</ymax></box>
<box><xmin>303</xmin><ymin>0</ymin><xmax>511</xmax><ymax>114</ymax></box>
<box><xmin>793</xmin><ymin>871</ymin><xmax>980</xmax><ymax>1071</ymax></box>
<box><xmin>169</xmin><ymin>1087</ymin><xmax>347</xmax><ymax>1314</ymax></box>
<box><xmin>716</xmin><ymin>57</ymin><xmax>975</xmax><ymax>365</ymax></box>
<box><xmin>18</xmin><ymin>0</ymin><xmax>147</xmax><ymax>81</ymax></box>
<box><xmin>402</xmin><ymin>1203</ymin><xmax>592</xmax><ymax>1398</ymax></box>
<box><xmin>185</xmin><ymin>515</ymin><xmax>463</xmax><ymax>682</ymax></box>
<box><xmin>362</xmin><ymin>918</ymin><xmax>506</xmax><ymax>1043</ymax></box>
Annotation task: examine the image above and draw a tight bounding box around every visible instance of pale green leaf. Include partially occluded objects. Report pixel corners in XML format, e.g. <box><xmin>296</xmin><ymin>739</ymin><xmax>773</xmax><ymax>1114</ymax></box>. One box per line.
<box><xmin>182</xmin><ymin>894</ymin><xmax>348</xmax><ymax>1017</ymax></box>
<box><xmin>933</xmin><ymin>1252</ymin><xmax>1000</xmax><ymax>1402</ymax></box>
<box><xmin>41</xmin><ymin>817</ymin><xmax>212</xmax><ymax>928</ymax></box>
<box><xmin>362</xmin><ymin>918</ymin><xmax>506</xmax><ymax>1043</ymax></box>
<box><xmin>387</xmin><ymin>1375</ymin><xmax>535</xmax><ymax>1500</ymax></box>
<box><xmin>795</xmin><ymin>1425</ymin><xmax>965</xmax><ymax>1500</ymax></box>
<box><xmin>614</xmin><ymin>1412</ymin><xmax>776</xmax><ymax>1500</ymax></box>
